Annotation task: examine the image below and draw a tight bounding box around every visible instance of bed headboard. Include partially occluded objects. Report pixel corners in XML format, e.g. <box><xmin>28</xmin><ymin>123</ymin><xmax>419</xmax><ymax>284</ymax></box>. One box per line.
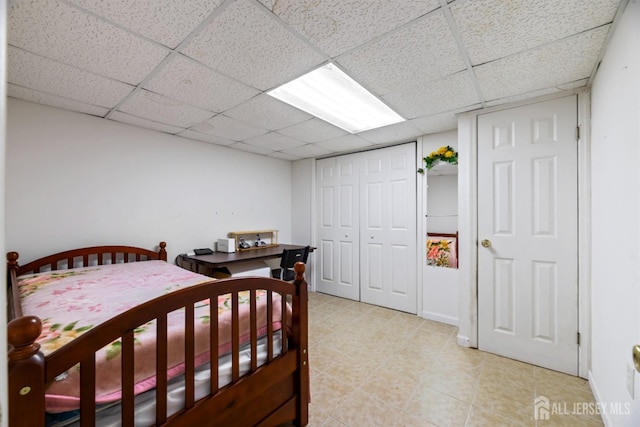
<box><xmin>6</xmin><ymin>242</ymin><xmax>168</xmax><ymax>322</ymax></box>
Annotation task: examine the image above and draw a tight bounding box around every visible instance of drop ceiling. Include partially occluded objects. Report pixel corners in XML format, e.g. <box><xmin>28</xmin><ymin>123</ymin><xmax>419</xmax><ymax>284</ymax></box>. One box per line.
<box><xmin>6</xmin><ymin>0</ymin><xmax>625</xmax><ymax>160</ymax></box>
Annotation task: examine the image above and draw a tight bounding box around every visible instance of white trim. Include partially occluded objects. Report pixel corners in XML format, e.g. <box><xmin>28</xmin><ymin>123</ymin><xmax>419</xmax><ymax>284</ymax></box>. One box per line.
<box><xmin>416</xmin><ymin>137</ymin><xmax>426</xmax><ymax>318</ymax></box>
<box><xmin>577</xmin><ymin>89</ymin><xmax>592</xmax><ymax>379</ymax></box>
<box><xmin>588</xmin><ymin>370</ymin><xmax>613</xmax><ymax>426</ymax></box>
<box><xmin>458</xmin><ymin>89</ymin><xmax>591</xmax><ymax>378</ymax></box>
<box><xmin>456</xmin><ymin>334</ymin><xmax>471</xmax><ymax>348</ymax></box>
<box><xmin>309</xmin><ymin>158</ymin><xmax>318</xmax><ymax>293</ymax></box>
<box><xmin>421</xmin><ymin>310</ymin><xmax>458</xmax><ymax>326</ymax></box>
<box><xmin>457</xmin><ymin>110</ymin><xmax>478</xmax><ymax>348</ymax></box>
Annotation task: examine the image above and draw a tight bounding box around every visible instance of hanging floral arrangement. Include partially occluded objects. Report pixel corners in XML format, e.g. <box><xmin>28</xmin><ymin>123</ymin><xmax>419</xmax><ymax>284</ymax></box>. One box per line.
<box><xmin>417</xmin><ymin>145</ymin><xmax>458</xmax><ymax>174</ymax></box>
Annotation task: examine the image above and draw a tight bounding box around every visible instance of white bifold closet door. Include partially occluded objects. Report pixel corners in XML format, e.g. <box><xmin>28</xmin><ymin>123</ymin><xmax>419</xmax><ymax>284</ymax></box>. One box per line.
<box><xmin>316</xmin><ymin>143</ymin><xmax>417</xmax><ymax>314</ymax></box>
<box><xmin>316</xmin><ymin>154</ymin><xmax>360</xmax><ymax>301</ymax></box>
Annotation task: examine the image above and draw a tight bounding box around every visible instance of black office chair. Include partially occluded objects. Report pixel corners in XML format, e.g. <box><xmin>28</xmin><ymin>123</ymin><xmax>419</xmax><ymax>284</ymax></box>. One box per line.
<box><xmin>272</xmin><ymin>246</ymin><xmax>310</xmax><ymax>281</ymax></box>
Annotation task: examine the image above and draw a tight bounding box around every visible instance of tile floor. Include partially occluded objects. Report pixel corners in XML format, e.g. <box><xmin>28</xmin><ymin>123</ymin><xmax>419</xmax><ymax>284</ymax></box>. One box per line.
<box><xmin>305</xmin><ymin>291</ymin><xmax>603</xmax><ymax>427</ymax></box>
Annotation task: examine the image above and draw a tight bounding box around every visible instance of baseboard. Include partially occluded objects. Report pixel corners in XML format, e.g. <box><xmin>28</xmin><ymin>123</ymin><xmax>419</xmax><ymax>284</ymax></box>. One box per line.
<box><xmin>589</xmin><ymin>370</ymin><xmax>612</xmax><ymax>426</ymax></box>
<box><xmin>420</xmin><ymin>310</ymin><xmax>458</xmax><ymax>326</ymax></box>
<box><xmin>456</xmin><ymin>334</ymin><xmax>471</xmax><ymax>348</ymax></box>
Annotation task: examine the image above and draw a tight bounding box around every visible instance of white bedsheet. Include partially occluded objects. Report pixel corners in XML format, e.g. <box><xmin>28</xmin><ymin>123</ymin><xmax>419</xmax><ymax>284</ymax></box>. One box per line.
<box><xmin>50</xmin><ymin>332</ymin><xmax>283</xmax><ymax>427</ymax></box>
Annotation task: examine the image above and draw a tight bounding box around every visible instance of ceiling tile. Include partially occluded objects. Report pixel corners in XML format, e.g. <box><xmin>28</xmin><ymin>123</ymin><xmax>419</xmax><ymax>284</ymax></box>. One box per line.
<box><xmin>117</xmin><ymin>89</ymin><xmax>214</xmax><ymax>128</ymax></box>
<box><xmin>337</xmin><ymin>11</ymin><xmax>464</xmax><ymax>96</ymax></box>
<box><xmin>383</xmin><ymin>71</ymin><xmax>480</xmax><ymax>119</ymax></box>
<box><xmin>268</xmin><ymin>151</ymin><xmax>302</xmax><ymax>161</ymax></box>
<box><xmin>191</xmin><ymin>114</ymin><xmax>268</xmax><ymax>141</ymax></box>
<box><xmin>277</xmin><ymin>118</ymin><xmax>348</xmax><ymax>143</ymax></box>
<box><xmin>7</xmin><ymin>84</ymin><xmax>110</xmax><ymax>117</ymax></box>
<box><xmin>475</xmin><ymin>26</ymin><xmax>610</xmax><ymax>101</ymax></box>
<box><xmin>229</xmin><ymin>142</ymin><xmax>274</xmax><ymax>156</ymax></box>
<box><xmin>358</xmin><ymin>120</ymin><xmax>423</xmax><ymax>145</ymax></box>
<box><xmin>484</xmin><ymin>87</ymin><xmax>560</xmax><ymax>108</ymax></box>
<box><xmin>313</xmin><ymin>134</ymin><xmax>373</xmax><ymax>152</ymax></box>
<box><xmin>182</xmin><ymin>0</ymin><xmax>325</xmax><ymax>90</ymax></box>
<box><xmin>144</xmin><ymin>55</ymin><xmax>259</xmax><ymax>113</ymax></box>
<box><xmin>244</xmin><ymin>132</ymin><xmax>306</xmax><ymax>151</ymax></box>
<box><xmin>259</xmin><ymin>0</ymin><xmax>440</xmax><ymax>57</ymax></box>
<box><xmin>451</xmin><ymin>0</ymin><xmax>620</xmax><ymax>65</ymax></box>
<box><xmin>281</xmin><ymin>143</ymin><xmax>334</xmax><ymax>159</ymax></box>
<box><xmin>108</xmin><ymin>111</ymin><xmax>185</xmax><ymax>134</ymax></box>
<box><xmin>7</xmin><ymin>47</ymin><xmax>135</xmax><ymax>108</ymax></box>
<box><xmin>66</xmin><ymin>0</ymin><xmax>226</xmax><ymax>48</ymax></box>
<box><xmin>177</xmin><ymin>130</ymin><xmax>237</xmax><ymax>146</ymax></box>
<box><xmin>410</xmin><ymin>112</ymin><xmax>458</xmax><ymax>135</ymax></box>
<box><xmin>8</xmin><ymin>0</ymin><xmax>170</xmax><ymax>85</ymax></box>
<box><xmin>224</xmin><ymin>94</ymin><xmax>312</xmax><ymax>130</ymax></box>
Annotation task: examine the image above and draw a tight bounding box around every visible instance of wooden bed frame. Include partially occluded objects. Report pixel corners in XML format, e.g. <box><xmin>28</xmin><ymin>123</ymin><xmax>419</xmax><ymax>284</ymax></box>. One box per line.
<box><xmin>6</xmin><ymin>242</ymin><xmax>309</xmax><ymax>426</ymax></box>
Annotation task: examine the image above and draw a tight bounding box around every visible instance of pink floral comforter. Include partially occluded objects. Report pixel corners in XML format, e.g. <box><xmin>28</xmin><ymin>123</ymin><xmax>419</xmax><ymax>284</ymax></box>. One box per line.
<box><xmin>17</xmin><ymin>260</ymin><xmax>287</xmax><ymax>413</ymax></box>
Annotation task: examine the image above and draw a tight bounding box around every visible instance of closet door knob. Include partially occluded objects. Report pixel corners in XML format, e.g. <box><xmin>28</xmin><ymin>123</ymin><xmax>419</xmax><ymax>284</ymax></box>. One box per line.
<box><xmin>481</xmin><ymin>239</ymin><xmax>491</xmax><ymax>248</ymax></box>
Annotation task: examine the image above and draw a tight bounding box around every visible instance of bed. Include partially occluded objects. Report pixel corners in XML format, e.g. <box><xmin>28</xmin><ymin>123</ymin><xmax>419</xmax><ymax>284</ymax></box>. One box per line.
<box><xmin>6</xmin><ymin>242</ymin><xmax>309</xmax><ymax>426</ymax></box>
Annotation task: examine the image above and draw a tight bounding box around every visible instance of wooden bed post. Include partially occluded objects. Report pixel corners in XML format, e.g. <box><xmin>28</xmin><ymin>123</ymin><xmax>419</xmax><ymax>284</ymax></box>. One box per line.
<box><xmin>292</xmin><ymin>262</ymin><xmax>309</xmax><ymax>426</ymax></box>
<box><xmin>158</xmin><ymin>241</ymin><xmax>167</xmax><ymax>261</ymax></box>
<box><xmin>8</xmin><ymin>316</ymin><xmax>46</xmax><ymax>427</ymax></box>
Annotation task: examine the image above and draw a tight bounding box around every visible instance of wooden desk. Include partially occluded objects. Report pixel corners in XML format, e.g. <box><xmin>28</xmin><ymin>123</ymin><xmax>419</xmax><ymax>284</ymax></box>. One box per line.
<box><xmin>176</xmin><ymin>244</ymin><xmax>312</xmax><ymax>277</ymax></box>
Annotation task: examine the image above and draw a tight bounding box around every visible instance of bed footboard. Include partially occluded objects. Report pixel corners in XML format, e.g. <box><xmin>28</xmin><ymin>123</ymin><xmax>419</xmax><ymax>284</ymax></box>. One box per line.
<box><xmin>7</xmin><ymin>258</ymin><xmax>309</xmax><ymax>426</ymax></box>
<box><xmin>7</xmin><ymin>316</ymin><xmax>46</xmax><ymax>426</ymax></box>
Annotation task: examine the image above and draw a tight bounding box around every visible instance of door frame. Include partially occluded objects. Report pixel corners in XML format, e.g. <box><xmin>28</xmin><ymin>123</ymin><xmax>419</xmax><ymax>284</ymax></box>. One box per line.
<box><xmin>457</xmin><ymin>89</ymin><xmax>592</xmax><ymax>379</ymax></box>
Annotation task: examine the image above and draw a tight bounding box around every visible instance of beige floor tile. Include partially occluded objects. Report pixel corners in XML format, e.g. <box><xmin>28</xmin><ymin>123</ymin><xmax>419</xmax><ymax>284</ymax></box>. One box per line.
<box><xmin>393</xmin><ymin>412</ymin><xmax>439</xmax><ymax>427</ymax></box>
<box><xmin>306</xmin><ymin>292</ymin><xmax>600</xmax><ymax>427</ymax></box>
<box><xmin>473</xmin><ymin>376</ymin><xmax>536</xmax><ymax>422</ymax></box>
<box><xmin>534</xmin><ymin>366</ymin><xmax>593</xmax><ymax>395</ymax></box>
<box><xmin>420</xmin><ymin>318</ymin><xmax>458</xmax><ymax>336</ymax></box>
<box><xmin>332</xmin><ymin>389</ymin><xmax>400</xmax><ymax>426</ymax></box>
<box><xmin>405</xmin><ymin>386</ymin><xmax>471</xmax><ymax>426</ymax></box>
<box><xmin>536</xmin><ymin>412</ymin><xmax>604</xmax><ymax>426</ymax></box>
<box><xmin>309</xmin><ymin>372</ymin><xmax>358</xmax><ymax>409</ymax></box>
<box><xmin>423</xmin><ymin>367</ymin><xmax>480</xmax><ymax>403</ymax></box>
<box><xmin>466</xmin><ymin>404</ymin><xmax>532</xmax><ymax>426</ymax></box>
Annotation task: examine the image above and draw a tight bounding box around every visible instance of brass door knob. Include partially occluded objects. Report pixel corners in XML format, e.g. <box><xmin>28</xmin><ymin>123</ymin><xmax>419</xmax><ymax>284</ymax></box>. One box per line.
<box><xmin>481</xmin><ymin>239</ymin><xmax>491</xmax><ymax>248</ymax></box>
<box><xmin>633</xmin><ymin>345</ymin><xmax>640</xmax><ymax>373</ymax></box>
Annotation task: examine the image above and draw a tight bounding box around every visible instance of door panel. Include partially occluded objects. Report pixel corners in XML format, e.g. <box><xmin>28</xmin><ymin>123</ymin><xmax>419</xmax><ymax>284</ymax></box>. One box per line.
<box><xmin>478</xmin><ymin>96</ymin><xmax>578</xmax><ymax>374</ymax></box>
<box><xmin>316</xmin><ymin>156</ymin><xmax>359</xmax><ymax>300</ymax></box>
<box><xmin>360</xmin><ymin>144</ymin><xmax>417</xmax><ymax>314</ymax></box>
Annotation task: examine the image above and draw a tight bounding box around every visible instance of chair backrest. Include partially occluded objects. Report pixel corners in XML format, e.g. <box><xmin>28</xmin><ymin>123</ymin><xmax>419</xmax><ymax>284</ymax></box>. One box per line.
<box><xmin>279</xmin><ymin>246</ymin><xmax>310</xmax><ymax>281</ymax></box>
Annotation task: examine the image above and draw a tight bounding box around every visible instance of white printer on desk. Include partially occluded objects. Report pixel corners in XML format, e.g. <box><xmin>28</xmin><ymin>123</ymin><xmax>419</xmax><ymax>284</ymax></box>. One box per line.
<box><xmin>217</xmin><ymin>238</ymin><xmax>235</xmax><ymax>253</ymax></box>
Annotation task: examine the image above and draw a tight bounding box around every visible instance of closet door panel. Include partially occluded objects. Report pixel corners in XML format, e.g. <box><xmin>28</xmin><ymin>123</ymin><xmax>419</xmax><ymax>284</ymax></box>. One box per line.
<box><xmin>360</xmin><ymin>144</ymin><xmax>417</xmax><ymax>314</ymax></box>
<box><xmin>315</xmin><ymin>155</ymin><xmax>359</xmax><ymax>301</ymax></box>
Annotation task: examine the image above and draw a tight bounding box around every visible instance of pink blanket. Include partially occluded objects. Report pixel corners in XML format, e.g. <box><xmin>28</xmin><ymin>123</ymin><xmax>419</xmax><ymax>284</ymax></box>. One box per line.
<box><xmin>17</xmin><ymin>260</ymin><xmax>287</xmax><ymax>413</ymax></box>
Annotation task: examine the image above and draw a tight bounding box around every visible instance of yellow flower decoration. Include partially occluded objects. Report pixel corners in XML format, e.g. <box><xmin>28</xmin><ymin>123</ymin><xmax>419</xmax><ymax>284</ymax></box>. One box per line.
<box><xmin>419</xmin><ymin>145</ymin><xmax>458</xmax><ymax>172</ymax></box>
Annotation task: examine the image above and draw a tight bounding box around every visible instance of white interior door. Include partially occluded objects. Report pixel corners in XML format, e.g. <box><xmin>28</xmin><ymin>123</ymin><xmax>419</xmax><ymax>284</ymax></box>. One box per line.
<box><xmin>316</xmin><ymin>155</ymin><xmax>360</xmax><ymax>300</ymax></box>
<box><xmin>477</xmin><ymin>96</ymin><xmax>578</xmax><ymax>374</ymax></box>
<box><xmin>360</xmin><ymin>144</ymin><xmax>417</xmax><ymax>314</ymax></box>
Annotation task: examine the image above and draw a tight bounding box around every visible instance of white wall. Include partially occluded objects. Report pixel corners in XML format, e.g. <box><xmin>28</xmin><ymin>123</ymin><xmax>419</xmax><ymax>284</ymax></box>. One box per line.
<box><xmin>419</xmin><ymin>130</ymin><xmax>459</xmax><ymax>325</ymax></box>
<box><xmin>292</xmin><ymin>158</ymin><xmax>315</xmax><ymax>287</ymax></box>
<box><xmin>589</xmin><ymin>1</ymin><xmax>640</xmax><ymax>425</ymax></box>
<box><xmin>5</xmin><ymin>99</ymin><xmax>294</xmax><ymax>264</ymax></box>
<box><xmin>426</xmin><ymin>174</ymin><xmax>458</xmax><ymax>233</ymax></box>
<box><xmin>1</xmin><ymin>0</ymin><xmax>8</xmax><ymax>423</ymax></box>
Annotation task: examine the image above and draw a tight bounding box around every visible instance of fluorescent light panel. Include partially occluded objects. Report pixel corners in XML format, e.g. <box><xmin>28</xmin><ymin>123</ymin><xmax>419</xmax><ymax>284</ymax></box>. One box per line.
<box><xmin>267</xmin><ymin>63</ymin><xmax>405</xmax><ymax>133</ymax></box>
